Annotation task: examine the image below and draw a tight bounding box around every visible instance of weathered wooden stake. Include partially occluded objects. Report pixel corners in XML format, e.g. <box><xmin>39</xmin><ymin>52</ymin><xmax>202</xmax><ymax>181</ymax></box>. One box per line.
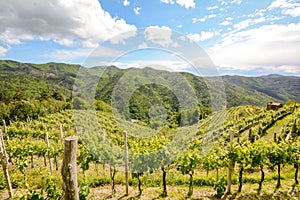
<box><xmin>61</xmin><ymin>136</ymin><xmax>79</xmax><ymax>200</ymax></box>
<box><xmin>226</xmin><ymin>129</ymin><xmax>234</xmax><ymax>195</ymax></box>
<box><xmin>60</xmin><ymin>124</ymin><xmax>64</xmax><ymax>143</ymax></box>
<box><xmin>44</xmin><ymin>155</ymin><xmax>47</xmax><ymax>167</ymax></box>
<box><xmin>124</xmin><ymin>131</ymin><xmax>129</xmax><ymax>196</ymax></box>
<box><xmin>2</xmin><ymin>120</ymin><xmax>9</xmax><ymax>141</ymax></box>
<box><xmin>21</xmin><ymin>122</ymin><xmax>25</xmax><ymax>130</ymax></box>
<box><xmin>0</xmin><ymin>130</ymin><xmax>13</xmax><ymax>198</ymax></box>
<box><xmin>286</xmin><ymin>119</ymin><xmax>297</xmax><ymax>142</ymax></box>
<box><xmin>27</xmin><ymin>116</ymin><xmax>30</xmax><ymax>123</ymax></box>
<box><xmin>45</xmin><ymin>132</ymin><xmax>53</xmax><ymax>173</ymax></box>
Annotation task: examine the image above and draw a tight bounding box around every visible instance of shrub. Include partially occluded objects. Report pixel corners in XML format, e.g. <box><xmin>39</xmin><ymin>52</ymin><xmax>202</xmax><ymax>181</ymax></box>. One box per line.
<box><xmin>213</xmin><ymin>176</ymin><xmax>226</xmax><ymax>198</ymax></box>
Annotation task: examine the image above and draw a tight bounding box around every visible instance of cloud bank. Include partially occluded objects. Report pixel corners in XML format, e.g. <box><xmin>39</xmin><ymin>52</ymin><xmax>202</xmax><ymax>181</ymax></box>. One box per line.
<box><xmin>210</xmin><ymin>22</ymin><xmax>300</xmax><ymax>75</ymax></box>
<box><xmin>0</xmin><ymin>0</ymin><xmax>136</xmax><ymax>52</ymax></box>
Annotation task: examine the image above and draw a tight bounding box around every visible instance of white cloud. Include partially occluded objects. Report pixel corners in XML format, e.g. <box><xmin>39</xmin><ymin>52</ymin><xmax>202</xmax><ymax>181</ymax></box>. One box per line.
<box><xmin>123</xmin><ymin>0</ymin><xmax>130</xmax><ymax>6</ymax></box>
<box><xmin>0</xmin><ymin>29</ymin><xmax>34</xmax><ymax>45</ymax></box>
<box><xmin>283</xmin><ymin>6</ymin><xmax>300</xmax><ymax>17</ymax></box>
<box><xmin>268</xmin><ymin>0</ymin><xmax>296</xmax><ymax>9</ymax></box>
<box><xmin>161</xmin><ymin>0</ymin><xmax>195</xmax><ymax>8</ymax></box>
<box><xmin>210</xmin><ymin>23</ymin><xmax>300</xmax><ymax>75</ymax></box>
<box><xmin>230</xmin><ymin>0</ymin><xmax>242</xmax><ymax>4</ymax></box>
<box><xmin>220</xmin><ymin>21</ymin><xmax>231</xmax><ymax>26</ymax></box>
<box><xmin>53</xmin><ymin>38</ymin><xmax>75</xmax><ymax>46</ymax></box>
<box><xmin>275</xmin><ymin>65</ymin><xmax>300</xmax><ymax>74</ymax></box>
<box><xmin>160</xmin><ymin>0</ymin><xmax>175</xmax><ymax>4</ymax></box>
<box><xmin>232</xmin><ymin>17</ymin><xmax>266</xmax><ymax>32</ymax></box>
<box><xmin>268</xmin><ymin>0</ymin><xmax>300</xmax><ymax>17</ymax></box>
<box><xmin>109</xmin><ymin>30</ymin><xmax>137</xmax><ymax>44</ymax></box>
<box><xmin>221</xmin><ymin>1</ymin><xmax>228</xmax><ymax>6</ymax></box>
<box><xmin>176</xmin><ymin>0</ymin><xmax>196</xmax><ymax>8</ymax></box>
<box><xmin>220</xmin><ymin>17</ymin><xmax>233</xmax><ymax>26</ymax></box>
<box><xmin>233</xmin><ymin>19</ymin><xmax>252</xmax><ymax>30</ymax></box>
<box><xmin>48</xmin><ymin>45</ymin><xmax>122</xmax><ymax>61</ymax></box>
<box><xmin>0</xmin><ymin>0</ymin><xmax>137</xmax><ymax>48</ymax></box>
<box><xmin>207</xmin><ymin>5</ymin><xmax>219</xmax><ymax>10</ymax></box>
<box><xmin>178</xmin><ymin>36</ymin><xmax>186</xmax><ymax>41</ymax></box>
<box><xmin>138</xmin><ymin>42</ymin><xmax>148</xmax><ymax>49</ymax></box>
<box><xmin>187</xmin><ymin>32</ymin><xmax>216</xmax><ymax>42</ymax></box>
<box><xmin>0</xmin><ymin>46</ymin><xmax>10</xmax><ymax>56</ymax></box>
<box><xmin>192</xmin><ymin>18</ymin><xmax>198</xmax><ymax>23</ymax></box>
<box><xmin>133</xmin><ymin>7</ymin><xmax>141</xmax><ymax>15</ymax></box>
<box><xmin>219</xmin><ymin>64</ymin><xmax>300</xmax><ymax>75</ymax></box>
<box><xmin>144</xmin><ymin>26</ymin><xmax>174</xmax><ymax>47</ymax></box>
<box><xmin>220</xmin><ymin>0</ymin><xmax>242</xmax><ymax>6</ymax></box>
<box><xmin>192</xmin><ymin>14</ymin><xmax>217</xmax><ymax>23</ymax></box>
<box><xmin>48</xmin><ymin>48</ymin><xmax>93</xmax><ymax>60</ymax></box>
<box><xmin>111</xmin><ymin>60</ymin><xmax>188</xmax><ymax>72</ymax></box>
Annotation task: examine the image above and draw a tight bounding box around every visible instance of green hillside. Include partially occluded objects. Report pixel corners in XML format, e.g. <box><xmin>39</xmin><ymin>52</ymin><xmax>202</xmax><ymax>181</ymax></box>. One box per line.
<box><xmin>1</xmin><ymin>60</ymin><xmax>300</xmax><ymax>125</ymax></box>
<box><xmin>222</xmin><ymin>75</ymin><xmax>300</xmax><ymax>104</ymax></box>
<box><xmin>2</xmin><ymin>60</ymin><xmax>299</xmax><ymax>105</ymax></box>
<box><xmin>0</xmin><ymin>60</ymin><xmax>79</xmax><ymax>101</ymax></box>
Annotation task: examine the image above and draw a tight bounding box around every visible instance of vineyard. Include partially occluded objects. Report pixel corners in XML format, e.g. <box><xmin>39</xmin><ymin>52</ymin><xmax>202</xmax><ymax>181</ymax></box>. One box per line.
<box><xmin>0</xmin><ymin>103</ymin><xmax>299</xmax><ymax>199</ymax></box>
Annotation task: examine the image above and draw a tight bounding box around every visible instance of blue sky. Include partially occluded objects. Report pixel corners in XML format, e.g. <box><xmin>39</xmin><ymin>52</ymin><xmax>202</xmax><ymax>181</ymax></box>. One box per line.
<box><xmin>0</xmin><ymin>0</ymin><xmax>299</xmax><ymax>76</ymax></box>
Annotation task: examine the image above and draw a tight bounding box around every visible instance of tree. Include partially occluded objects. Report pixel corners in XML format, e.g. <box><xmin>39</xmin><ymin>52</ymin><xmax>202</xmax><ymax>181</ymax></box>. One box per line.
<box><xmin>10</xmin><ymin>100</ymin><xmax>39</xmax><ymax>121</ymax></box>
<box><xmin>52</xmin><ymin>91</ymin><xmax>65</xmax><ymax>101</ymax></box>
<box><xmin>199</xmin><ymin>106</ymin><xmax>212</xmax><ymax>120</ymax></box>
<box><xmin>0</xmin><ymin>102</ymin><xmax>10</xmax><ymax>125</ymax></box>
<box><xmin>285</xmin><ymin>99</ymin><xmax>298</xmax><ymax>106</ymax></box>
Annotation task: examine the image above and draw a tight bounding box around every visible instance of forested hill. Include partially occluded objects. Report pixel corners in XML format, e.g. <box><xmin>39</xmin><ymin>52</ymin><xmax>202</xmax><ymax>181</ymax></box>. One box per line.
<box><xmin>0</xmin><ymin>60</ymin><xmax>80</xmax><ymax>101</ymax></box>
<box><xmin>222</xmin><ymin>74</ymin><xmax>300</xmax><ymax>106</ymax></box>
<box><xmin>1</xmin><ymin>60</ymin><xmax>300</xmax><ymax>108</ymax></box>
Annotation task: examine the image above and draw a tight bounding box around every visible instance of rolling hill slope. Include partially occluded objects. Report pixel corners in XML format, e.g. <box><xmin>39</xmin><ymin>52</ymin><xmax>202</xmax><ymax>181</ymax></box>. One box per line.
<box><xmin>222</xmin><ymin>74</ymin><xmax>300</xmax><ymax>104</ymax></box>
<box><xmin>1</xmin><ymin>60</ymin><xmax>299</xmax><ymax>110</ymax></box>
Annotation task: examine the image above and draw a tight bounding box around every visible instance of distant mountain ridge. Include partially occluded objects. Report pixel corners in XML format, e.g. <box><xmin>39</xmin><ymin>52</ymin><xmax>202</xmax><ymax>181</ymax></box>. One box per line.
<box><xmin>259</xmin><ymin>74</ymin><xmax>299</xmax><ymax>79</ymax></box>
<box><xmin>1</xmin><ymin>60</ymin><xmax>299</xmax><ymax>109</ymax></box>
<box><xmin>221</xmin><ymin>74</ymin><xmax>300</xmax><ymax>106</ymax></box>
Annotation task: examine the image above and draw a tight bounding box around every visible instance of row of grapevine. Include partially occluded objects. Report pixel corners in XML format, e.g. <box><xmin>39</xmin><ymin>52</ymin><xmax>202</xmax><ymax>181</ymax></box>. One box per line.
<box><xmin>0</xmin><ymin>104</ymin><xmax>299</xmax><ymax>199</ymax></box>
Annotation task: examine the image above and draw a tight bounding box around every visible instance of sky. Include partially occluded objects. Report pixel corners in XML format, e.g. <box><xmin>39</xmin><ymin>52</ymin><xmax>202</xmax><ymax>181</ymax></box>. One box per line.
<box><xmin>0</xmin><ymin>0</ymin><xmax>299</xmax><ymax>76</ymax></box>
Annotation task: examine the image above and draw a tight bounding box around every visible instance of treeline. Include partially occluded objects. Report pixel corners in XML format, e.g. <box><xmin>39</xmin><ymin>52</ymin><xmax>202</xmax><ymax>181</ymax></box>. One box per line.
<box><xmin>0</xmin><ymin>90</ymin><xmax>70</xmax><ymax>125</ymax></box>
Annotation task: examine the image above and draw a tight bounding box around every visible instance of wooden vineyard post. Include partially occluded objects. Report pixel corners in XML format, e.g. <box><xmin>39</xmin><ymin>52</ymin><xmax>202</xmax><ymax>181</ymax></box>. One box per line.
<box><xmin>45</xmin><ymin>132</ymin><xmax>53</xmax><ymax>173</ymax></box>
<box><xmin>226</xmin><ymin>129</ymin><xmax>234</xmax><ymax>195</ymax></box>
<box><xmin>124</xmin><ymin>131</ymin><xmax>129</xmax><ymax>196</ymax></box>
<box><xmin>61</xmin><ymin>136</ymin><xmax>79</xmax><ymax>200</ymax></box>
<box><xmin>2</xmin><ymin>120</ymin><xmax>9</xmax><ymax>141</ymax></box>
<box><xmin>21</xmin><ymin>122</ymin><xmax>25</xmax><ymax>130</ymax></box>
<box><xmin>60</xmin><ymin>123</ymin><xmax>64</xmax><ymax>143</ymax></box>
<box><xmin>0</xmin><ymin>130</ymin><xmax>13</xmax><ymax>198</ymax></box>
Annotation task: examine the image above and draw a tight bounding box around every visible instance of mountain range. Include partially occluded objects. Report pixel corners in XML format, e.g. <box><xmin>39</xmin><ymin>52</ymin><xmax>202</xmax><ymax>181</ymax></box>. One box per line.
<box><xmin>1</xmin><ymin>60</ymin><xmax>299</xmax><ymax>111</ymax></box>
